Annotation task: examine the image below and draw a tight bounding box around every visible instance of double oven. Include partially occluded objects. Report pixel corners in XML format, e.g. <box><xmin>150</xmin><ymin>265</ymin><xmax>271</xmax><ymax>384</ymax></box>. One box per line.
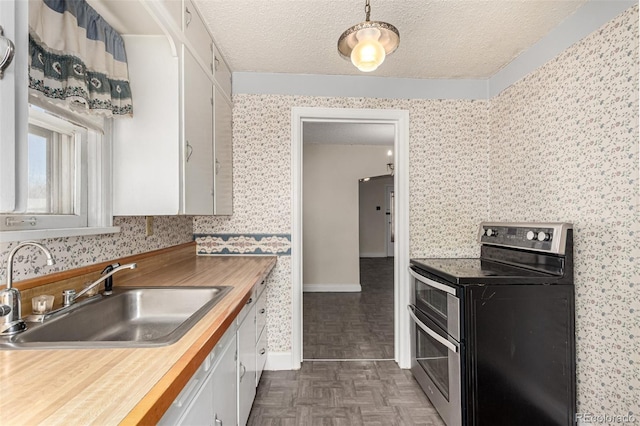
<box><xmin>408</xmin><ymin>222</ymin><xmax>576</xmax><ymax>426</ymax></box>
<box><xmin>407</xmin><ymin>268</ymin><xmax>462</xmax><ymax>426</ymax></box>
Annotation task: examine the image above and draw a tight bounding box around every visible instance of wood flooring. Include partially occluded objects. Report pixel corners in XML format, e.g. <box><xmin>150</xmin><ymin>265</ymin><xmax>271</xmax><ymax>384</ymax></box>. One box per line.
<box><xmin>248</xmin><ymin>258</ymin><xmax>445</xmax><ymax>425</ymax></box>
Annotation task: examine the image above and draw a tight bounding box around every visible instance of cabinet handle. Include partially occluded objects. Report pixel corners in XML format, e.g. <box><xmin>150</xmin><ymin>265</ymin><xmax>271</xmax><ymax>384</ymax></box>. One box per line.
<box><xmin>239</xmin><ymin>362</ymin><xmax>246</xmax><ymax>381</ymax></box>
<box><xmin>0</xmin><ymin>26</ymin><xmax>16</xmax><ymax>79</ymax></box>
<box><xmin>215</xmin><ymin>158</ymin><xmax>221</xmax><ymax>175</ymax></box>
<box><xmin>259</xmin><ymin>308</ymin><xmax>266</xmax><ymax>314</ymax></box>
<box><xmin>214</xmin><ymin>414</ymin><xmax>222</xmax><ymax>426</ymax></box>
<box><xmin>246</xmin><ymin>297</ymin><xmax>253</xmax><ymax>305</ymax></box>
<box><xmin>214</xmin><ymin>56</ymin><xmax>220</xmax><ymax>72</ymax></box>
<box><xmin>185</xmin><ymin>7</ymin><xmax>192</xmax><ymax>27</ymax></box>
<box><xmin>259</xmin><ymin>348</ymin><xmax>266</xmax><ymax>355</ymax></box>
<box><xmin>185</xmin><ymin>141</ymin><xmax>193</xmax><ymax>162</ymax></box>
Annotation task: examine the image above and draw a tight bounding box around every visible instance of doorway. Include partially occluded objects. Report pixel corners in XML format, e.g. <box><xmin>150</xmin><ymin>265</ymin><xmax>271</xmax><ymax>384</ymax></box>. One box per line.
<box><xmin>291</xmin><ymin>107</ymin><xmax>411</xmax><ymax>369</ymax></box>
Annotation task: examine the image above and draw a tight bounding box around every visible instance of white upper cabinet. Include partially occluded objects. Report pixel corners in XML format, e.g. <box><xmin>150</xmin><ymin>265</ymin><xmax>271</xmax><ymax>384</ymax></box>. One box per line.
<box><xmin>183</xmin><ymin>0</ymin><xmax>213</xmax><ymax>74</ymax></box>
<box><xmin>183</xmin><ymin>48</ymin><xmax>214</xmax><ymax>215</ymax></box>
<box><xmin>111</xmin><ymin>0</ymin><xmax>232</xmax><ymax>216</ymax></box>
<box><xmin>213</xmin><ymin>44</ymin><xmax>232</xmax><ymax>98</ymax></box>
<box><xmin>214</xmin><ymin>87</ymin><xmax>232</xmax><ymax>215</ymax></box>
<box><xmin>112</xmin><ymin>35</ymin><xmax>181</xmax><ymax>215</ymax></box>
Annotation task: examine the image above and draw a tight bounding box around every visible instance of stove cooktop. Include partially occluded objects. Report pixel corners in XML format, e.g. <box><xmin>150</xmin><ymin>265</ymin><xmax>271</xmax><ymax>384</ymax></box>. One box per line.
<box><xmin>410</xmin><ymin>258</ymin><xmax>562</xmax><ymax>285</ymax></box>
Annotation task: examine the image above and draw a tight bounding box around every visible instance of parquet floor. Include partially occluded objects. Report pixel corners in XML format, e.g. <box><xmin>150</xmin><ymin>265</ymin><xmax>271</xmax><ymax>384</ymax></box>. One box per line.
<box><xmin>303</xmin><ymin>257</ymin><xmax>395</xmax><ymax>360</ymax></box>
<box><xmin>247</xmin><ymin>361</ymin><xmax>445</xmax><ymax>426</ymax></box>
<box><xmin>248</xmin><ymin>258</ymin><xmax>445</xmax><ymax>425</ymax></box>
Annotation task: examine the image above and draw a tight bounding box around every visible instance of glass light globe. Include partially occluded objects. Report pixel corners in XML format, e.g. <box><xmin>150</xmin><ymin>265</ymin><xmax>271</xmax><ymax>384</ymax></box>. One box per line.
<box><xmin>350</xmin><ymin>27</ymin><xmax>386</xmax><ymax>72</ymax></box>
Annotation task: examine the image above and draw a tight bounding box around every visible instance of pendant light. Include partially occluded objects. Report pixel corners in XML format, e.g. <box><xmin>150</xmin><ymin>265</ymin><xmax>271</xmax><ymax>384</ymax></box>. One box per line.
<box><xmin>337</xmin><ymin>0</ymin><xmax>400</xmax><ymax>72</ymax></box>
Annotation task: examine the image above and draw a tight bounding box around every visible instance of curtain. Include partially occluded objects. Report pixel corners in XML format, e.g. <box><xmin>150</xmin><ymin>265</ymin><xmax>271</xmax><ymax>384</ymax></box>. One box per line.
<box><xmin>28</xmin><ymin>0</ymin><xmax>132</xmax><ymax>117</ymax></box>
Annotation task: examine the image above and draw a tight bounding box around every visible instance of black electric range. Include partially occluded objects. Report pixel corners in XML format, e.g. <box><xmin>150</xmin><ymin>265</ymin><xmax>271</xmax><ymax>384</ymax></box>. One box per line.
<box><xmin>408</xmin><ymin>222</ymin><xmax>576</xmax><ymax>426</ymax></box>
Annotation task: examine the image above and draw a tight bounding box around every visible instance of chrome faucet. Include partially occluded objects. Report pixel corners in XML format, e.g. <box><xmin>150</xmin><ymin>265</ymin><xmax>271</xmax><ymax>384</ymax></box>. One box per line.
<box><xmin>1</xmin><ymin>241</ymin><xmax>55</xmax><ymax>335</ymax></box>
<box><xmin>62</xmin><ymin>263</ymin><xmax>137</xmax><ymax>307</ymax></box>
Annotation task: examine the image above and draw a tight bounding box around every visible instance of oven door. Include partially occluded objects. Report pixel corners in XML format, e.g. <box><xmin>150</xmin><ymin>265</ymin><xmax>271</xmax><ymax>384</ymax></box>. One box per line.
<box><xmin>408</xmin><ymin>304</ymin><xmax>462</xmax><ymax>426</ymax></box>
<box><xmin>409</xmin><ymin>267</ymin><xmax>460</xmax><ymax>341</ymax></box>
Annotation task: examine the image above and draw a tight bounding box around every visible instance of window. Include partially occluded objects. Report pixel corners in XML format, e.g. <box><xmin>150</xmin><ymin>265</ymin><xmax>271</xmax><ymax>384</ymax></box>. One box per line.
<box><xmin>1</xmin><ymin>106</ymin><xmax>89</xmax><ymax>232</ymax></box>
<box><xmin>0</xmin><ymin>101</ymin><xmax>114</xmax><ymax>238</ymax></box>
<box><xmin>0</xmin><ymin>0</ymin><xmax>116</xmax><ymax>241</ymax></box>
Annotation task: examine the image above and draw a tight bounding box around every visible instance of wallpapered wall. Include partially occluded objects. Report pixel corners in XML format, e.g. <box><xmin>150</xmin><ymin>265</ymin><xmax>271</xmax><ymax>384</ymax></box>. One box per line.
<box><xmin>489</xmin><ymin>6</ymin><xmax>639</xmax><ymax>416</ymax></box>
<box><xmin>0</xmin><ymin>216</ymin><xmax>194</xmax><ymax>283</ymax></box>
<box><xmin>193</xmin><ymin>96</ymin><xmax>489</xmax><ymax>352</ymax></box>
<box><xmin>195</xmin><ymin>4</ymin><xmax>639</xmax><ymax>416</ymax></box>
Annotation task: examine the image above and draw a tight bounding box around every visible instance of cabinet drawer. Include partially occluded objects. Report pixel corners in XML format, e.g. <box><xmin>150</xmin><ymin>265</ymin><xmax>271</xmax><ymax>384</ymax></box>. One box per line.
<box><xmin>158</xmin><ymin>355</ymin><xmax>210</xmax><ymax>425</ymax></box>
<box><xmin>255</xmin><ymin>293</ymin><xmax>267</xmax><ymax>343</ymax></box>
<box><xmin>213</xmin><ymin>44</ymin><xmax>232</xmax><ymax>96</ymax></box>
<box><xmin>209</xmin><ymin>324</ymin><xmax>235</xmax><ymax>366</ymax></box>
<box><xmin>183</xmin><ymin>0</ymin><xmax>213</xmax><ymax>70</ymax></box>
<box><xmin>256</xmin><ymin>330</ymin><xmax>267</xmax><ymax>387</ymax></box>
<box><xmin>237</xmin><ymin>291</ymin><xmax>255</xmax><ymax>326</ymax></box>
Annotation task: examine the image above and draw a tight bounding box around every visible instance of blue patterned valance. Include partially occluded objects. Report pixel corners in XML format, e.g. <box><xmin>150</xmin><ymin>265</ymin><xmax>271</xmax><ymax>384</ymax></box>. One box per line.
<box><xmin>28</xmin><ymin>0</ymin><xmax>132</xmax><ymax>117</ymax></box>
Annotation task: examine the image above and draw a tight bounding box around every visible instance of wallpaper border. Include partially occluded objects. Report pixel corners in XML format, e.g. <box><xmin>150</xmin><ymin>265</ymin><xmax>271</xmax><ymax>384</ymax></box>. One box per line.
<box><xmin>195</xmin><ymin>233</ymin><xmax>292</xmax><ymax>256</ymax></box>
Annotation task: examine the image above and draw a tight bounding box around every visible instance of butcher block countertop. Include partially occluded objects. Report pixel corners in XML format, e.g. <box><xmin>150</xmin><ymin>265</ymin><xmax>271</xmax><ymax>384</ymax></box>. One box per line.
<box><xmin>0</xmin><ymin>253</ymin><xmax>277</xmax><ymax>425</ymax></box>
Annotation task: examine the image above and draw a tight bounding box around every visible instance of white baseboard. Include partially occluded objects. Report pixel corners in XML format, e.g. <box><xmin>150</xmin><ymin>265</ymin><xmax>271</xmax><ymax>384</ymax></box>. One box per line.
<box><xmin>303</xmin><ymin>283</ymin><xmax>362</xmax><ymax>292</ymax></box>
<box><xmin>359</xmin><ymin>252</ymin><xmax>387</xmax><ymax>258</ymax></box>
<box><xmin>265</xmin><ymin>352</ymin><xmax>295</xmax><ymax>370</ymax></box>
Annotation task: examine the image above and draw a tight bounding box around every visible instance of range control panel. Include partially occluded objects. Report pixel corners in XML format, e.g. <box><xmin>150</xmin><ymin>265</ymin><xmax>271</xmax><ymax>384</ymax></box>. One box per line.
<box><xmin>478</xmin><ymin>222</ymin><xmax>573</xmax><ymax>255</ymax></box>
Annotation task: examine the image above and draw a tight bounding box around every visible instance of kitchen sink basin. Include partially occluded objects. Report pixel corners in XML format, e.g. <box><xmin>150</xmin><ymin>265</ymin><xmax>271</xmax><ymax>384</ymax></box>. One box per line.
<box><xmin>0</xmin><ymin>286</ymin><xmax>231</xmax><ymax>350</ymax></box>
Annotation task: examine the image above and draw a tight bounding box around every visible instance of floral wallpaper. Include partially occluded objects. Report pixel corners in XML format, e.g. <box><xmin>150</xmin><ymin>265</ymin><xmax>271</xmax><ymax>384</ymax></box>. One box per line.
<box><xmin>0</xmin><ymin>216</ymin><xmax>194</xmax><ymax>283</ymax></box>
<box><xmin>194</xmin><ymin>95</ymin><xmax>490</xmax><ymax>352</ymax></box>
<box><xmin>489</xmin><ymin>5</ymin><xmax>639</xmax><ymax>418</ymax></box>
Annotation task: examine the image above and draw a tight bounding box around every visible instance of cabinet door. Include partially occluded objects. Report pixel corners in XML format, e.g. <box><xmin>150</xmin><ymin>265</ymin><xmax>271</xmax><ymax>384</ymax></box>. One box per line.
<box><xmin>238</xmin><ymin>305</ymin><xmax>257</xmax><ymax>426</ymax></box>
<box><xmin>183</xmin><ymin>48</ymin><xmax>214</xmax><ymax>215</ymax></box>
<box><xmin>213</xmin><ymin>44</ymin><xmax>232</xmax><ymax>97</ymax></box>
<box><xmin>183</xmin><ymin>0</ymin><xmax>213</xmax><ymax>71</ymax></box>
<box><xmin>213</xmin><ymin>87</ymin><xmax>233</xmax><ymax>215</ymax></box>
<box><xmin>212</xmin><ymin>334</ymin><xmax>237</xmax><ymax>426</ymax></box>
<box><xmin>113</xmin><ymin>36</ymin><xmax>180</xmax><ymax>215</ymax></box>
<box><xmin>179</xmin><ymin>376</ymin><xmax>214</xmax><ymax>426</ymax></box>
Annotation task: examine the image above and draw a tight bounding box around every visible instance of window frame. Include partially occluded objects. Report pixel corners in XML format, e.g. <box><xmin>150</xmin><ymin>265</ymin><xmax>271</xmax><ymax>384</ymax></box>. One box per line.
<box><xmin>17</xmin><ymin>108</ymin><xmax>88</xmax><ymax>230</ymax></box>
<box><xmin>0</xmin><ymin>0</ymin><xmax>118</xmax><ymax>242</ymax></box>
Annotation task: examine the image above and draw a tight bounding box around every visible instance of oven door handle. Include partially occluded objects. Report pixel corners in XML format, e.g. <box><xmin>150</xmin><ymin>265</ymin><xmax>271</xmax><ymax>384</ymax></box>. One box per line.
<box><xmin>407</xmin><ymin>305</ymin><xmax>459</xmax><ymax>353</ymax></box>
<box><xmin>408</xmin><ymin>267</ymin><xmax>457</xmax><ymax>296</ymax></box>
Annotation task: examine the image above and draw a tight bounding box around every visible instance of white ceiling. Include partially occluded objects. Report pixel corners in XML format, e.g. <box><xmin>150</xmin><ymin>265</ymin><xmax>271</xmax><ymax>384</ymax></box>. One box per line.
<box><xmin>303</xmin><ymin>122</ymin><xmax>395</xmax><ymax>145</ymax></box>
<box><xmin>195</xmin><ymin>0</ymin><xmax>586</xmax><ymax>79</ymax></box>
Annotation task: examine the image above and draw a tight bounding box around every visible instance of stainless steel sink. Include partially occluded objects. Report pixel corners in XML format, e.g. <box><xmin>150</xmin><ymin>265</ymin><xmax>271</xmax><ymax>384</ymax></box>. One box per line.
<box><xmin>0</xmin><ymin>286</ymin><xmax>231</xmax><ymax>350</ymax></box>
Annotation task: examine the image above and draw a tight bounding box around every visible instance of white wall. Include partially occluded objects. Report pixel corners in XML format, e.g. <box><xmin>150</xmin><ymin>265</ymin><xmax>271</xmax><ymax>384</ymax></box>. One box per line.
<box><xmin>359</xmin><ymin>175</ymin><xmax>393</xmax><ymax>257</ymax></box>
<box><xmin>303</xmin><ymin>144</ymin><xmax>390</xmax><ymax>290</ymax></box>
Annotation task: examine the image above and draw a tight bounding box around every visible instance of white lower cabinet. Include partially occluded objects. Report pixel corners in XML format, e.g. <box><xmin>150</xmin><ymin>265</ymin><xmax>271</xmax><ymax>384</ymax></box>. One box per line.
<box><xmin>159</xmin><ymin>327</ymin><xmax>236</xmax><ymax>426</ymax></box>
<box><xmin>160</xmin><ymin>282</ymin><xmax>268</xmax><ymax>426</ymax></box>
<box><xmin>237</xmin><ymin>300</ymin><xmax>257</xmax><ymax>426</ymax></box>
<box><xmin>211</xmin><ymin>332</ymin><xmax>237</xmax><ymax>426</ymax></box>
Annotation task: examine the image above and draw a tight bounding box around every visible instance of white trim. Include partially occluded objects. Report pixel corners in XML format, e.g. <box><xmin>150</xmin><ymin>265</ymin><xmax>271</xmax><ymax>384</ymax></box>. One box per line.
<box><xmin>291</xmin><ymin>107</ymin><xmax>411</xmax><ymax>371</ymax></box>
<box><xmin>359</xmin><ymin>252</ymin><xmax>387</xmax><ymax>258</ymax></box>
<box><xmin>0</xmin><ymin>226</ymin><xmax>120</xmax><ymax>243</ymax></box>
<box><xmin>303</xmin><ymin>283</ymin><xmax>362</xmax><ymax>293</ymax></box>
<box><xmin>265</xmin><ymin>351</ymin><xmax>295</xmax><ymax>371</ymax></box>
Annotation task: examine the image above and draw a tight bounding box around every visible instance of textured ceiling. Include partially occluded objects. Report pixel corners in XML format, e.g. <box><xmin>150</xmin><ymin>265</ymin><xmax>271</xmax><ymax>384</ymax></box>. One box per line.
<box><xmin>195</xmin><ymin>0</ymin><xmax>586</xmax><ymax>79</ymax></box>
